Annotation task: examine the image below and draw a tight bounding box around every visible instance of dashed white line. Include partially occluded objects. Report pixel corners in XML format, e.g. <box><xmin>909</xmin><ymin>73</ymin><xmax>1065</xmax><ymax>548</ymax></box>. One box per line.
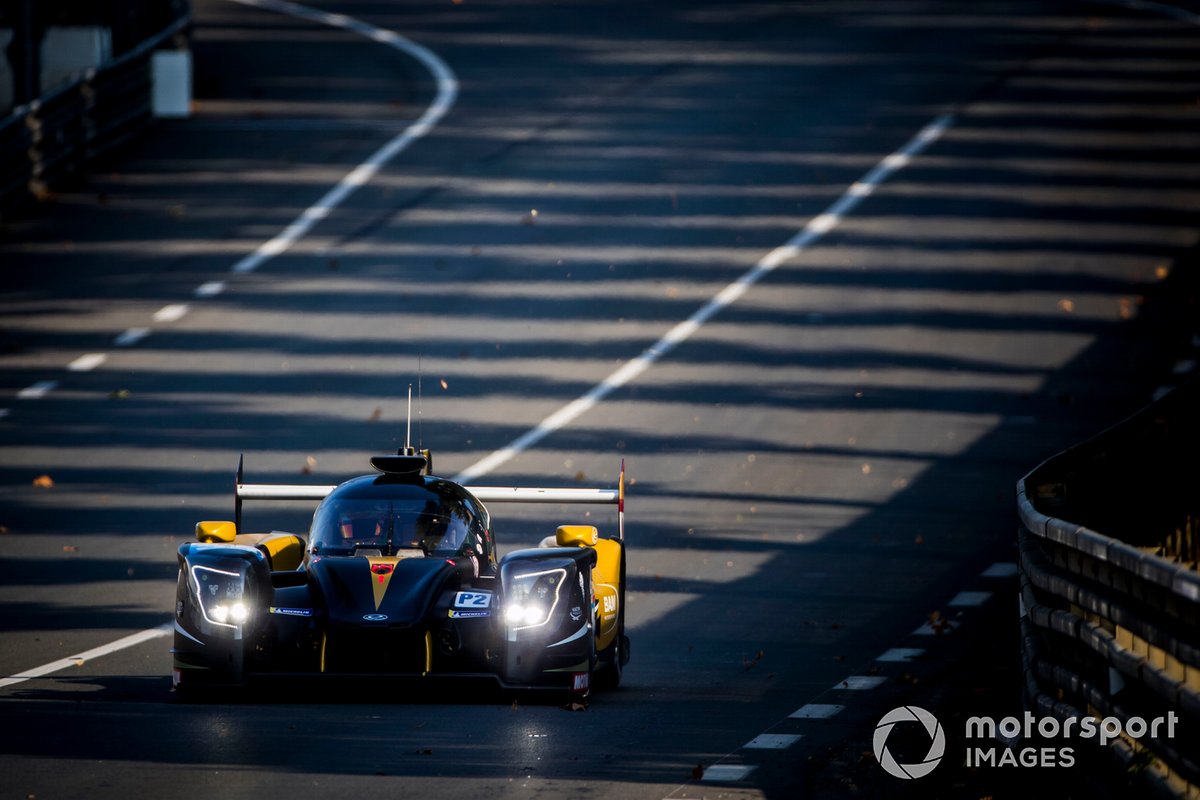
<box><xmin>877</xmin><ymin>647</ymin><xmax>924</xmax><ymax>663</ymax></box>
<box><xmin>152</xmin><ymin>304</ymin><xmax>189</xmax><ymax>323</ymax></box>
<box><xmin>745</xmin><ymin>734</ymin><xmax>802</xmax><ymax>750</ymax></box>
<box><xmin>790</xmin><ymin>703</ymin><xmax>845</xmax><ymax>719</ymax></box>
<box><xmin>67</xmin><ymin>353</ymin><xmax>107</xmax><ymax>372</ymax></box>
<box><xmin>837</xmin><ymin>675</ymin><xmax>887</xmax><ymax>690</ymax></box>
<box><xmin>700</xmin><ymin>764</ymin><xmax>756</xmax><ymax>782</ymax></box>
<box><xmin>194</xmin><ymin>280</ymin><xmax>227</xmax><ymax>298</ymax></box>
<box><xmin>17</xmin><ymin>381</ymin><xmax>59</xmax><ymax>400</ymax></box>
<box><xmin>115</xmin><ymin>328</ymin><xmax>151</xmax><ymax>347</ymax></box>
<box><xmin>949</xmin><ymin>591</ymin><xmax>992</xmax><ymax>607</ymax></box>
<box><xmin>981</xmin><ymin>562</ymin><xmax>1019</xmax><ymax>578</ymax></box>
<box><xmin>1172</xmin><ymin>358</ymin><xmax>1195</xmax><ymax>375</ymax></box>
<box><xmin>914</xmin><ymin>619</ymin><xmax>960</xmax><ymax>635</ymax></box>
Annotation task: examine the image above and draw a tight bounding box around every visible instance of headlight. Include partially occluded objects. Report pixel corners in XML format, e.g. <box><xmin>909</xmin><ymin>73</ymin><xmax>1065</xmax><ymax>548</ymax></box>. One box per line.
<box><xmin>504</xmin><ymin>567</ymin><xmax>566</xmax><ymax>632</ymax></box>
<box><xmin>191</xmin><ymin>564</ymin><xmax>249</xmax><ymax>629</ymax></box>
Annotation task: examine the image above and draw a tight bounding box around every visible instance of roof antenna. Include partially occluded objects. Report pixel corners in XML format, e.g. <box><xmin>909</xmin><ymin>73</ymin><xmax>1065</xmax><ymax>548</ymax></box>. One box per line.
<box><xmin>417</xmin><ymin>355</ymin><xmax>423</xmax><ymax>450</ymax></box>
<box><xmin>403</xmin><ymin>384</ymin><xmax>414</xmax><ymax>455</ymax></box>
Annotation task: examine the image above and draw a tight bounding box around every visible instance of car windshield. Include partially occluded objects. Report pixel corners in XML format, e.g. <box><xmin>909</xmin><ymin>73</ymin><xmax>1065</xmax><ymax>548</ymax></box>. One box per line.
<box><xmin>310</xmin><ymin>496</ymin><xmax>477</xmax><ymax>557</ymax></box>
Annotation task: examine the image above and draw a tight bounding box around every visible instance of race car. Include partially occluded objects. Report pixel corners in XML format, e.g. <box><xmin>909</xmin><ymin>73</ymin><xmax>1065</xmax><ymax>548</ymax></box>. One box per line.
<box><xmin>172</xmin><ymin>449</ymin><xmax>628</xmax><ymax>699</ymax></box>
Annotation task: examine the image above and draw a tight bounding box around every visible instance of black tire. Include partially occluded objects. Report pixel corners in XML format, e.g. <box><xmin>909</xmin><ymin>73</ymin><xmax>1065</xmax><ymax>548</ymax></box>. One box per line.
<box><xmin>595</xmin><ymin>631</ymin><xmax>626</xmax><ymax>690</ymax></box>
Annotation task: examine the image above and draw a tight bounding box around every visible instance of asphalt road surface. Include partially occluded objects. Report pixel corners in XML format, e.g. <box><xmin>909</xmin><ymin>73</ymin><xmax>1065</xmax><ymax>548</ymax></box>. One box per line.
<box><xmin>2</xmin><ymin>1</ymin><xmax>1199</xmax><ymax>798</ymax></box>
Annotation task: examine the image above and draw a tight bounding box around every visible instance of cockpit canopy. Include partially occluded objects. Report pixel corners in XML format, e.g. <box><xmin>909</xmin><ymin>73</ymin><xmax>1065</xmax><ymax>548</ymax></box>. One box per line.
<box><xmin>309</xmin><ymin>476</ymin><xmax>490</xmax><ymax>560</ymax></box>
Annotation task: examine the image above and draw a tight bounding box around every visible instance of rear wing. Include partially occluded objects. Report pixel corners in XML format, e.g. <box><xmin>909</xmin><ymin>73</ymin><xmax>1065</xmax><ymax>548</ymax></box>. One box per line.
<box><xmin>234</xmin><ymin>458</ymin><xmax>626</xmax><ymax>541</ymax></box>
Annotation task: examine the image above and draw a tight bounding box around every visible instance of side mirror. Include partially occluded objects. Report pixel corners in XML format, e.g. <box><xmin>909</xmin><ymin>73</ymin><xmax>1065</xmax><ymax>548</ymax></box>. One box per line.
<box><xmin>556</xmin><ymin>525</ymin><xmax>598</xmax><ymax>548</ymax></box>
<box><xmin>196</xmin><ymin>520</ymin><xmax>237</xmax><ymax>543</ymax></box>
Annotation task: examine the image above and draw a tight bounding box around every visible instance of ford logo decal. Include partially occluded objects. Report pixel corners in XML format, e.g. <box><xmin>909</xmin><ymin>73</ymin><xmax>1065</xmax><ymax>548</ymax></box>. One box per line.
<box><xmin>362</xmin><ymin>613</ymin><xmax>388</xmax><ymax>621</ymax></box>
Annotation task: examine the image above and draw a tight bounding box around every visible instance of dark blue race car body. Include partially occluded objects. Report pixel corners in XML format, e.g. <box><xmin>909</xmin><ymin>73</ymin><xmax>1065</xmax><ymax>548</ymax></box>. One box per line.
<box><xmin>172</xmin><ymin>453</ymin><xmax>628</xmax><ymax>698</ymax></box>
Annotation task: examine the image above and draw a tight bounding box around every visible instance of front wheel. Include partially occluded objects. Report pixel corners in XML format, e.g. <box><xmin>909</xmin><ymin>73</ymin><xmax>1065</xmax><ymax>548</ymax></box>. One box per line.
<box><xmin>595</xmin><ymin>632</ymin><xmax>628</xmax><ymax>690</ymax></box>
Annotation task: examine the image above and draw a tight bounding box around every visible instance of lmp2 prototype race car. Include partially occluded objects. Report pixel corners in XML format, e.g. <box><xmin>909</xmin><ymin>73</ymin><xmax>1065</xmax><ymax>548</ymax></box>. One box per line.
<box><xmin>172</xmin><ymin>448</ymin><xmax>628</xmax><ymax>699</ymax></box>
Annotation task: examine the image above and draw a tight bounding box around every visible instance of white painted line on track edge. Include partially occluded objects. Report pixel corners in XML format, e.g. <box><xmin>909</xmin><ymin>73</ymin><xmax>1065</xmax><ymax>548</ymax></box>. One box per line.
<box><xmin>17</xmin><ymin>380</ymin><xmax>59</xmax><ymax>400</ymax></box>
<box><xmin>744</xmin><ymin>734</ymin><xmax>802</xmax><ymax>750</ymax></box>
<box><xmin>115</xmin><ymin>328</ymin><xmax>151</xmax><ymax>347</ymax></box>
<box><xmin>949</xmin><ymin>591</ymin><xmax>992</xmax><ymax>607</ymax></box>
<box><xmin>225</xmin><ymin>0</ymin><xmax>458</xmax><ymax>276</ymax></box>
<box><xmin>791</xmin><ymin>703</ymin><xmax>845</xmax><ymax>719</ymax></box>
<box><xmin>194</xmin><ymin>280</ymin><xmax>227</xmax><ymax>298</ymax></box>
<box><xmin>452</xmin><ymin>113</ymin><xmax>955</xmax><ymax>484</ymax></box>
<box><xmin>152</xmin><ymin>304</ymin><xmax>189</xmax><ymax>323</ymax></box>
<box><xmin>982</xmin><ymin>562</ymin><xmax>1019</xmax><ymax>578</ymax></box>
<box><xmin>1</xmin><ymin>0</ymin><xmax>459</xmax><ymax>694</ymax></box>
<box><xmin>67</xmin><ymin>353</ymin><xmax>107</xmax><ymax>372</ymax></box>
<box><xmin>701</xmin><ymin>764</ymin><xmax>756</xmax><ymax>782</ymax></box>
<box><xmin>0</xmin><ymin>625</ymin><xmax>172</xmax><ymax>689</ymax></box>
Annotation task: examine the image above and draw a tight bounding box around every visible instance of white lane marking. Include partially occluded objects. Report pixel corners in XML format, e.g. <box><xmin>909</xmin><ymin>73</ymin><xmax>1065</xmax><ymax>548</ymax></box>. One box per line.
<box><xmin>0</xmin><ymin>409</ymin><xmax>9</xmax><ymax>418</ymax></box>
<box><xmin>0</xmin><ymin>625</ymin><xmax>172</xmax><ymax>689</ymax></box>
<box><xmin>700</xmin><ymin>764</ymin><xmax>756</xmax><ymax>782</ymax></box>
<box><xmin>949</xmin><ymin>591</ymin><xmax>992</xmax><ymax>607</ymax></box>
<box><xmin>1</xmin><ymin>0</ymin><xmax>456</xmax><ymax>690</ymax></box>
<box><xmin>836</xmin><ymin>675</ymin><xmax>887</xmax><ymax>690</ymax></box>
<box><xmin>153</xmin><ymin>304</ymin><xmax>189</xmax><ymax>323</ymax></box>
<box><xmin>1153</xmin><ymin>386</ymin><xmax>1172</xmax><ymax>401</ymax></box>
<box><xmin>1172</xmin><ymin>358</ymin><xmax>1196</xmax><ymax>375</ymax></box>
<box><xmin>914</xmin><ymin>619</ymin><xmax>960</xmax><ymax>635</ymax></box>
<box><xmin>877</xmin><ymin>647</ymin><xmax>924</xmax><ymax>663</ymax></box>
<box><xmin>115</xmin><ymin>328</ymin><xmax>151</xmax><ymax>347</ymax></box>
<box><xmin>194</xmin><ymin>280</ymin><xmax>227</xmax><ymax>298</ymax></box>
<box><xmin>226</xmin><ymin>0</ymin><xmax>458</xmax><ymax>274</ymax></box>
<box><xmin>67</xmin><ymin>353</ymin><xmax>107</xmax><ymax>372</ymax></box>
<box><xmin>981</xmin><ymin>562</ymin><xmax>1019</xmax><ymax>578</ymax></box>
<box><xmin>17</xmin><ymin>380</ymin><xmax>59</xmax><ymax>399</ymax></box>
<box><xmin>453</xmin><ymin>114</ymin><xmax>955</xmax><ymax>483</ymax></box>
<box><xmin>790</xmin><ymin>703</ymin><xmax>844</xmax><ymax>719</ymax></box>
<box><xmin>744</xmin><ymin>733</ymin><xmax>802</xmax><ymax>750</ymax></box>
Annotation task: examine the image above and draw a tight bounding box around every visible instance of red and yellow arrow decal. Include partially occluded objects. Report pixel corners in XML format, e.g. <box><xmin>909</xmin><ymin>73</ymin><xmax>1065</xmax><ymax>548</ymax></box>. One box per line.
<box><xmin>366</xmin><ymin>557</ymin><xmax>399</xmax><ymax>610</ymax></box>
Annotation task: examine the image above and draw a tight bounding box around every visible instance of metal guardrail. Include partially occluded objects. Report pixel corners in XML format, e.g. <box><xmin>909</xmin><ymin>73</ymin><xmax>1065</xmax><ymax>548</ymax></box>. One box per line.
<box><xmin>1018</xmin><ymin>378</ymin><xmax>1200</xmax><ymax>797</ymax></box>
<box><xmin>0</xmin><ymin>13</ymin><xmax>189</xmax><ymax>216</ymax></box>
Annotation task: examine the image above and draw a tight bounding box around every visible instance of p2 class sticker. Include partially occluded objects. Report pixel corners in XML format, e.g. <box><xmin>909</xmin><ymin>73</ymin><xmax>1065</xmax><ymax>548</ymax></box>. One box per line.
<box><xmin>453</xmin><ymin>591</ymin><xmax>492</xmax><ymax>609</ymax></box>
